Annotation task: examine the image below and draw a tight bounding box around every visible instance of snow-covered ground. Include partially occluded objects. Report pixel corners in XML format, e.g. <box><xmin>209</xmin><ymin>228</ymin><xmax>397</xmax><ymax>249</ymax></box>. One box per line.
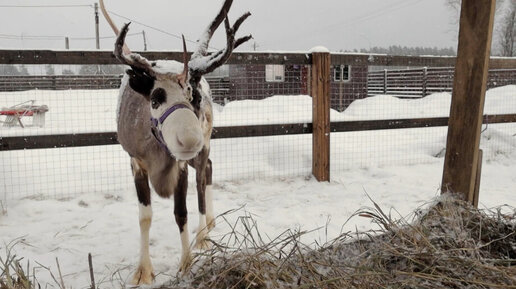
<box><xmin>1</xmin><ymin>85</ymin><xmax>515</xmax><ymax>288</ymax></box>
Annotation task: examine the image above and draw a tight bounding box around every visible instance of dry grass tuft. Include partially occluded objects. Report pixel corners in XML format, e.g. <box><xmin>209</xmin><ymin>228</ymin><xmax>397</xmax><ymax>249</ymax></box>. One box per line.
<box><xmin>163</xmin><ymin>195</ymin><xmax>516</xmax><ymax>289</ymax></box>
<box><xmin>0</xmin><ymin>239</ymin><xmax>34</xmax><ymax>289</ymax></box>
<box><xmin>2</xmin><ymin>195</ymin><xmax>515</xmax><ymax>288</ymax></box>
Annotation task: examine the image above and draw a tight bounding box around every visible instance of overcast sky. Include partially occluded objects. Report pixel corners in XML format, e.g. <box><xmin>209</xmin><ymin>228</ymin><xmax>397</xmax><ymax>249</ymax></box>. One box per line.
<box><xmin>0</xmin><ymin>0</ymin><xmax>460</xmax><ymax>52</ymax></box>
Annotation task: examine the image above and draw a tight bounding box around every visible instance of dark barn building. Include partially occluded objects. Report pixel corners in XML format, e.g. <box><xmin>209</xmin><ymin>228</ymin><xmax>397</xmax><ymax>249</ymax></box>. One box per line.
<box><xmin>209</xmin><ymin>63</ymin><xmax>369</xmax><ymax>112</ymax></box>
<box><xmin>330</xmin><ymin>63</ymin><xmax>369</xmax><ymax>111</ymax></box>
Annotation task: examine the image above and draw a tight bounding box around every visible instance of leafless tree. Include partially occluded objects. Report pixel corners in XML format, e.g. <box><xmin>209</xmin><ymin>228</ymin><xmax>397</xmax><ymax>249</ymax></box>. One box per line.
<box><xmin>447</xmin><ymin>0</ymin><xmax>515</xmax><ymax>56</ymax></box>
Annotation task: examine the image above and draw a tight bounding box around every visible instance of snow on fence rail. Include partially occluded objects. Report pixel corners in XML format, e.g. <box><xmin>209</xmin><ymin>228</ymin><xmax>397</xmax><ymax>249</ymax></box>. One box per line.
<box><xmin>0</xmin><ymin>50</ymin><xmax>515</xmax><ymax>202</ymax></box>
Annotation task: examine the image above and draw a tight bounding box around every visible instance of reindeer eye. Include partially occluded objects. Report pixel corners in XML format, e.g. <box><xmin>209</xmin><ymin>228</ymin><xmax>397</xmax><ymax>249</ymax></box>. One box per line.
<box><xmin>150</xmin><ymin>88</ymin><xmax>166</xmax><ymax>109</ymax></box>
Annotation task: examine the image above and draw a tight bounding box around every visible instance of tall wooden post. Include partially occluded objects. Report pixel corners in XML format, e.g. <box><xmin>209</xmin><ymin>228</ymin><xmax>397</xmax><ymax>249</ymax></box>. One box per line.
<box><xmin>94</xmin><ymin>2</ymin><xmax>100</xmax><ymax>49</ymax></box>
<box><xmin>142</xmin><ymin>30</ymin><xmax>147</xmax><ymax>51</ymax></box>
<box><xmin>311</xmin><ymin>51</ymin><xmax>331</xmax><ymax>182</ymax></box>
<box><xmin>441</xmin><ymin>0</ymin><xmax>496</xmax><ymax>205</ymax></box>
<box><xmin>383</xmin><ymin>69</ymin><xmax>388</xmax><ymax>94</ymax></box>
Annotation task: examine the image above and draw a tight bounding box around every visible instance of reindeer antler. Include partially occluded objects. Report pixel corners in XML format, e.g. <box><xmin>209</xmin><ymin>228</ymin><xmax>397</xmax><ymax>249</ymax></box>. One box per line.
<box><xmin>189</xmin><ymin>0</ymin><xmax>252</xmax><ymax>82</ymax></box>
<box><xmin>114</xmin><ymin>23</ymin><xmax>156</xmax><ymax>78</ymax></box>
<box><xmin>99</xmin><ymin>0</ymin><xmax>130</xmax><ymax>55</ymax></box>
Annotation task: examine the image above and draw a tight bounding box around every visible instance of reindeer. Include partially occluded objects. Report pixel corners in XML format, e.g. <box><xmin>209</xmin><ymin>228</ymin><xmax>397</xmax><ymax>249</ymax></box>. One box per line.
<box><xmin>100</xmin><ymin>0</ymin><xmax>251</xmax><ymax>284</ymax></box>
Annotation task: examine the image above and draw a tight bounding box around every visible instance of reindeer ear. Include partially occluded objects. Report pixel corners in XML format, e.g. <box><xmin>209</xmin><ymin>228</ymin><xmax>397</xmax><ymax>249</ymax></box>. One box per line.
<box><xmin>126</xmin><ymin>69</ymin><xmax>155</xmax><ymax>100</ymax></box>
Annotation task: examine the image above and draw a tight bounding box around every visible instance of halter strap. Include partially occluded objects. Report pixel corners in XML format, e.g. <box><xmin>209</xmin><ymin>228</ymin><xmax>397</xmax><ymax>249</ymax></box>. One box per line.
<box><xmin>155</xmin><ymin>103</ymin><xmax>190</xmax><ymax>125</ymax></box>
<box><xmin>150</xmin><ymin>103</ymin><xmax>191</xmax><ymax>155</ymax></box>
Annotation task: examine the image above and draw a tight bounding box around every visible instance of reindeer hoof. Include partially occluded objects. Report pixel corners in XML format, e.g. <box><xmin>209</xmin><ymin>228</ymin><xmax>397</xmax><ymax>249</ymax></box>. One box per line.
<box><xmin>194</xmin><ymin>236</ymin><xmax>211</xmax><ymax>250</ymax></box>
<box><xmin>131</xmin><ymin>265</ymin><xmax>154</xmax><ymax>285</ymax></box>
<box><xmin>207</xmin><ymin>216</ymin><xmax>216</xmax><ymax>230</ymax></box>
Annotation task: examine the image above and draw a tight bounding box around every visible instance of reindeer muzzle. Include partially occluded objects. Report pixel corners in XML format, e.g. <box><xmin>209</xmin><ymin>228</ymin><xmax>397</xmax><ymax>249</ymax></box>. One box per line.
<box><xmin>150</xmin><ymin>103</ymin><xmax>191</xmax><ymax>155</ymax></box>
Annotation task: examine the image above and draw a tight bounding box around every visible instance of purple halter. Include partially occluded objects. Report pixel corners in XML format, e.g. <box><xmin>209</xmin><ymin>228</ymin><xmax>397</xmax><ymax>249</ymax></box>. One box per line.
<box><xmin>150</xmin><ymin>103</ymin><xmax>190</xmax><ymax>155</ymax></box>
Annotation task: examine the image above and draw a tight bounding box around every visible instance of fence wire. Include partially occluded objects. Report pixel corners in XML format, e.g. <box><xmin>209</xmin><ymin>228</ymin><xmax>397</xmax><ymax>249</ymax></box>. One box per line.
<box><xmin>0</xmin><ymin>65</ymin><xmax>133</xmax><ymax>203</ymax></box>
<box><xmin>0</xmin><ymin>62</ymin><xmax>515</xmax><ymax>205</ymax></box>
<box><xmin>0</xmin><ymin>63</ymin><xmax>312</xmax><ymax>202</ymax></box>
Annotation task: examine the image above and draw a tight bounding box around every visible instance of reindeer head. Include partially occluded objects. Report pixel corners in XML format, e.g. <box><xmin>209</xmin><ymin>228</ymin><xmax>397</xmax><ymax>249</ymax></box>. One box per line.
<box><xmin>109</xmin><ymin>0</ymin><xmax>252</xmax><ymax>160</ymax></box>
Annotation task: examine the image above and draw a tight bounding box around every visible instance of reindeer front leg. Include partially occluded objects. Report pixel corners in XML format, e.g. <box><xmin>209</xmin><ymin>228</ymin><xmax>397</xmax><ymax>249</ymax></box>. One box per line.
<box><xmin>205</xmin><ymin>158</ymin><xmax>215</xmax><ymax>230</ymax></box>
<box><xmin>174</xmin><ymin>164</ymin><xmax>192</xmax><ymax>271</ymax></box>
<box><xmin>192</xmin><ymin>149</ymin><xmax>213</xmax><ymax>250</ymax></box>
<box><xmin>131</xmin><ymin>159</ymin><xmax>154</xmax><ymax>285</ymax></box>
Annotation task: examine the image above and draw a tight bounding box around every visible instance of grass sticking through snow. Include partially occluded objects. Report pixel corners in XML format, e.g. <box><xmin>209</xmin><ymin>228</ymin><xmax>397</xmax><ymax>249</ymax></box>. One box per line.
<box><xmin>163</xmin><ymin>194</ymin><xmax>516</xmax><ymax>289</ymax></box>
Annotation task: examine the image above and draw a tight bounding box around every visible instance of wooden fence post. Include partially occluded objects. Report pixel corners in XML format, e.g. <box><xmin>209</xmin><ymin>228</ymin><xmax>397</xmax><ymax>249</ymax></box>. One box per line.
<box><xmin>383</xmin><ymin>69</ymin><xmax>388</xmax><ymax>94</ymax></box>
<box><xmin>422</xmin><ymin>67</ymin><xmax>428</xmax><ymax>97</ymax></box>
<box><xmin>441</xmin><ymin>0</ymin><xmax>496</xmax><ymax>205</ymax></box>
<box><xmin>311</xmin><ymin>51</ymin><xmax>331</xmax><ymax>182</ymax></box>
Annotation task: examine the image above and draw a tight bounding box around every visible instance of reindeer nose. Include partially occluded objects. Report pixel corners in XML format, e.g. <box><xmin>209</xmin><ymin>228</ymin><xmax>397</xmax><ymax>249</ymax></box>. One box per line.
<box><xmin>176</xmin><ymin>129</ymin><xmax>203</xmax><ymax>150</ymax></box>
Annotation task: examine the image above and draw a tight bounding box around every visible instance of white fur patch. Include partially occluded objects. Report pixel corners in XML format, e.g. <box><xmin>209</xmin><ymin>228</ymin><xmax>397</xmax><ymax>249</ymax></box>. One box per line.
<box><xmin>139</xmin><ymin>204</ymin><xmax>152</xmax><ymax>221</ymax></box>
<box><xmin>179</xmin><ymin>222</ymin><xmax>191</xmax><ymax>269</ymax></box>
<box><xmin>138</xmin><ymin>204</ymin><xmax>152</xmax><ymax>268</ymax></box>
<box><xmin>180</xmin><ymin>223</ymin><xmax>190</xmax><ymax>249</ymax></box>
<box><xmin>198</xmin><ymin>214</ymin><xmax>207</xmax><ymax>232</ymax></box>
<box><xmin>206</xmin><ymin>185</ymin><xmax>214</xmax><ymax>220</ymax></box>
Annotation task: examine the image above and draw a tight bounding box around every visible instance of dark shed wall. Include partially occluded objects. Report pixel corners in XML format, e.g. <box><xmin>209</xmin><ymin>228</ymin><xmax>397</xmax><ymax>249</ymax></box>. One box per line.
<box><xmin>225</xmin><ymin>64</ymin><xmax>308</xmax><ymax>103</ymax></box>
<box><xmin>330</xmin><ymin>64</ymin><xmax>369</xmax><ymax>111</ymax></box>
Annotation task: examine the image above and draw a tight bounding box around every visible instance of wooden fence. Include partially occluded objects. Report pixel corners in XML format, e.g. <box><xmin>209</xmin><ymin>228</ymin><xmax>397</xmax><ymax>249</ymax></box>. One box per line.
<box><xmin>368</xmin><ymin>67</ymin><xmax>516</xmax><ymax>97</ymax></box>
<box><xmin>0</xmin><ymin>74</ymin><xmax>232</xmax><ymax>101</ymax></box>
<box><xmin>0</xmin><ymin>74</ymin><xmax>122</xmax><ymax>91</ymax></box>
<box><xmin>1</xmin><ymin>50</ymin><xmax>515</xmax><ymax>181</ymax></box>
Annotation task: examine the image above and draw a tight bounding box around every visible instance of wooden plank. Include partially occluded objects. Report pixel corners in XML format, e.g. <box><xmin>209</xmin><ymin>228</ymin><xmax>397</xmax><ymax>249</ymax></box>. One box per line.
<box><xmin>311</xmin><ymin>52</ymin><xmax>331</xmax><ymax>182</ymax></box>
<box><xmin>212</xmin><ymin>123</ymin><xmax>312</xmax><ymax>138</ymax></box>
<box><xmin>472</xmin><ymin>149</ymin><xmax>483</xmax><ymax>208</ymax></box>
<box><xmin>331</xmin><ymin>53</ymin><xmax>516</xmax><ymax>69</ymax></box>
<box><xmin>441</xmin><ymin>0</ymin><xmax>496</xmax><ymax>203</ymax></box>
<box><xmin>331</xmin><ymin>117</ymin><xmax>449</xmax><ymax>132</ymax></box>
<box><xmin>0</xmin><ymin>132</ymin><xmax>118</xmax><ymax>150</ymax></box>
<box><xmin>1</xmin><ymin>49</ymin><xmax>515</xmax><ymax>68</ymax></box>
<box><xmin>1</xmin><ymin>114</ymin><xmax>515</xmax><ymax>151</ymax></box>
<box><xmin>0</xmin><ymin>50</ymin><xmax>311</xmax><ymax>65</ymax></box>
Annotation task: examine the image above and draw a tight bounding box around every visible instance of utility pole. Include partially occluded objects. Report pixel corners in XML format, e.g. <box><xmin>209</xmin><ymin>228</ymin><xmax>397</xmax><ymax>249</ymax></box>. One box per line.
<box><xmin>65</xmin><ymin>37</ymin><xmax>69</xmax><ymax>49</ymax></box>
<box><xmin>94</xmin><ymin>2</ymin><xmax>100</xmax><ymax>49</ymax></box>
<box><xmin>142</xmin><ymin>30</ymin><xmax>147</xmax><ymax>51</ymax></box>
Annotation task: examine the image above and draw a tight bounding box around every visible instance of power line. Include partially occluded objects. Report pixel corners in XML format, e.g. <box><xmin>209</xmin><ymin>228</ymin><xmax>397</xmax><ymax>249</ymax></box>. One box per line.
<box><xmin>0</xmin><ymin>4</ymin><xmax>219</xmax><ymax>50</ymax></box>
<box><xmin>105</xmin><ymin>10</ymin><xmax>199</xmax><ymax>46</ymax></box>
<box><xmin>105</xmin><ymin>10</ymin><xmax>221</xmax><ymax>50</ymax></box>
<box><xmin>0</xmin><ymin>5</ymin><xmax>92</xmax><ymax>8</ymax></box>
<box><xmin>327</xmin><ymin>0</ymin><xmax>425</xmax><ymax>31</ymax></box>
<box><xmin>263</xmin><ymin>0</ymin><xmax>424</xmax><ymax>48</ymax></box>
<box><xmin>70</xmin><ymin>32</ymin><xmax>142</xmax><ymax>41</ymax></box>
<box><xmin>0</xmin><ymin>34</ymin><xmax>63</xmax><ymax>40</ymax></box>
<box><xmin>0</xmin><ymin>33</ymin><xmax>141</xmax><ymax>41</ymax></box>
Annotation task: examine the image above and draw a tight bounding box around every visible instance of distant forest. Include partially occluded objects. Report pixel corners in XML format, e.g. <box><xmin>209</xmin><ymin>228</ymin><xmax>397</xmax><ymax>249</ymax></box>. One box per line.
<box><xmin>349</xmin><ymin>45</ymin><xmax>457</xmax><ymax>56</ymax></box>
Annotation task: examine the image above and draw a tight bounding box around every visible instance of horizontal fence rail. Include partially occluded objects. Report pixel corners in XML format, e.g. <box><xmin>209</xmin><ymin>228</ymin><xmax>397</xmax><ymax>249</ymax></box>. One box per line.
<box><xmin>0</xmin><ymin>74</ymin><xmax>122</xmax><ymax>91</ymax></box>
<box><xmin>1</xmin><ymin>50</ymin><xmax>516</xmax><ymax>68</ymax></box>
<box><xmin>1</xmin><ymin>50</ymin><xmax>515</xmax><ymax>193</ymax></box>
<box><xmin>3</xmin><ymin>114</ymin><xmax>516</xmax><ymax>151</ymax></box>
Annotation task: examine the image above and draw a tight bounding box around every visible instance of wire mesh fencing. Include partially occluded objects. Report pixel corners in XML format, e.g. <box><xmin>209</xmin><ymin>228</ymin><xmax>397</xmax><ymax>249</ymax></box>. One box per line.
<box><xmin>0</xmin><ymin>65</ymin><xmax>133</xmax><ymax>203</ymax></box>
<box><xmin>331</xmin><ymin>64</ymin><xmax>516</xmax><ymax>173</ymax></box>
<box><xmin>0</xmin><ymin>55</ymin><xmax>515</xmax><ymax>206</ymax></box>
<box><xmin>0</xmin><ymin>62</ymin><xmax>313</xmax><ymax>203</ymax></box>
<box><xmin>210</xmin><ymin>63</ymin><xmax>312</xmax><ymax>181</ymax></box>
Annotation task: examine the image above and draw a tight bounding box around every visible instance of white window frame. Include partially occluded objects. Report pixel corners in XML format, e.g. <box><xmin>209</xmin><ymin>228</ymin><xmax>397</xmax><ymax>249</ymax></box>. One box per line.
<box><xmin>265</xmin><ymin>64</ymin><xmax>285</xmax><ymax>82</ymax></box>
<box><xmin>334</xmin><ymin>64</ymin><xmax>351</xmax><ymax>82</ymax></box>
